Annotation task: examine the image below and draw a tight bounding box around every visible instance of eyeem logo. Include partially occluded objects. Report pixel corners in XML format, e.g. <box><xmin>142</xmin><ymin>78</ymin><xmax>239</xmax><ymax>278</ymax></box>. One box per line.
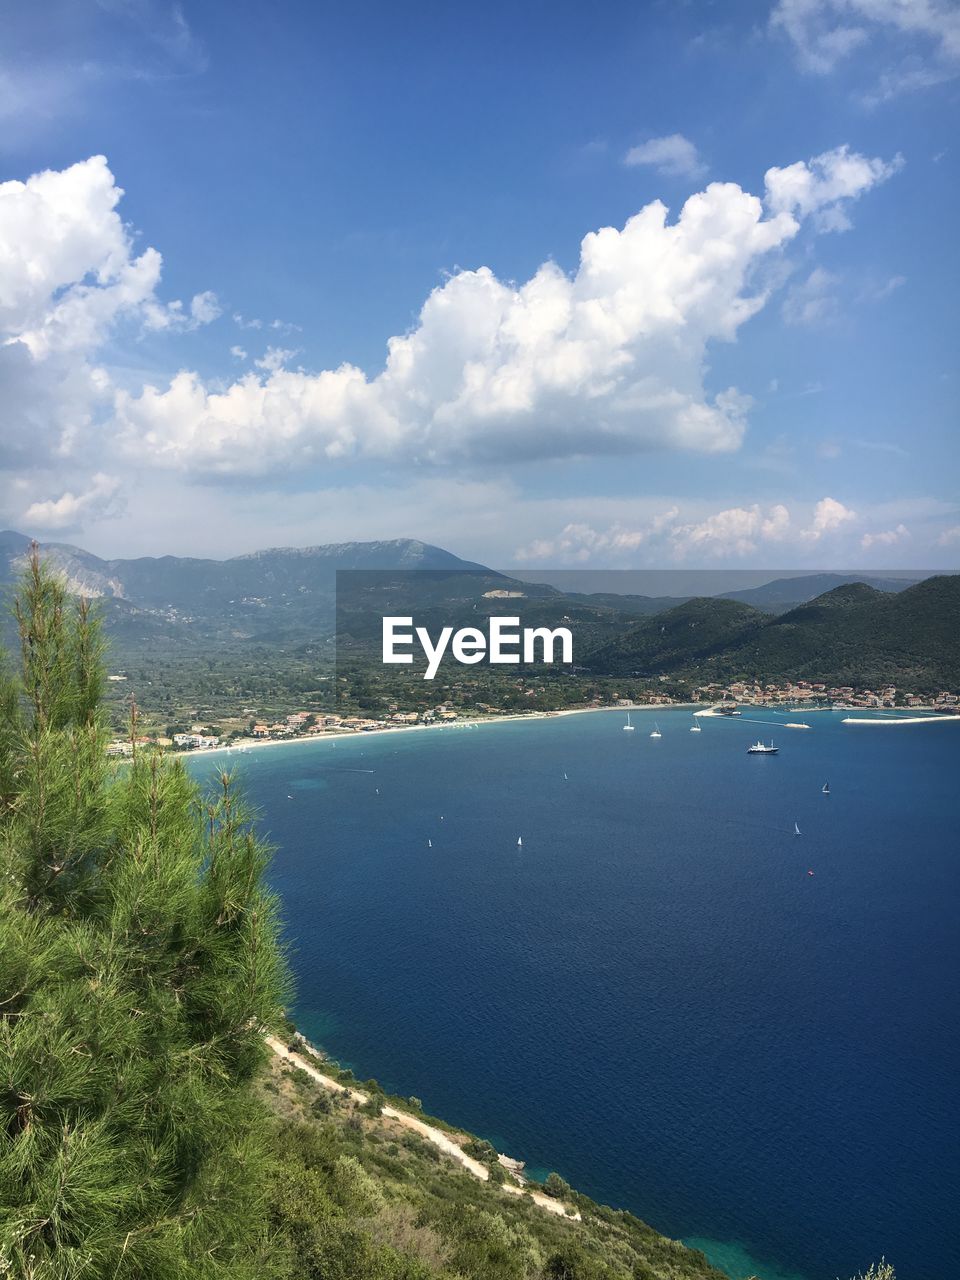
<box><xmin>382</xmin><ymin>616</ymin><xmax>574</xmax><ymax>680</ymax></box>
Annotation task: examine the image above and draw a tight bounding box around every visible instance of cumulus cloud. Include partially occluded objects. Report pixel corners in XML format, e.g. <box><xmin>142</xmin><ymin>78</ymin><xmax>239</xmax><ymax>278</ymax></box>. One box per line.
<box><xmin>254</xmin><ymin>345</ymin><xmax>299</xmax><ymax>372</ymax></box>
<box><xmin>22</xmin><ymin>472</ymin><xmax>122</xmax><ymax>532</ymax></box>
<box><xmin>623</xmin><ymin>133</ymin><xmax>706</xmax><ymax>178</ymax></box>
<box><xmin>764</xmin><ymin>145</ymin><xmax>903</xmax><ymax>231</ymax></box>
<box><xmin>111</xmin><ymin>145</ymin><xmax>896</xmax><ymax>476</ymax></box>
<box><xmin>771</xmin><ymin>0</ymin><xmax>960</xmax><ymax>99</ymax></box>
<box><xmin>801</xmin><ymin>496</ymin><xmax>857</xmax><ymax>541</ymax></box>
<box><xmin>1</xmin><ymin>148</ymin><xmax>899</xmax><ymax>489</ymax></box>
<box><xmin>516</xmin><ymin>498</ymin><xmax>866</xmax><ymax>562</ymax></box>
<box><xmin>937</xmin><ymin>525</ymin><xmax>960</xmax><ymax>546</ymax></box>
<box><xmin>671</xmin><ymin>503</ymin><xmax>792</xmax><ymax>556</ymax></box>
<box><xmin>861</xmin><ymin>522</ymin><xmax>909</xmax><ymax>549</ymax></box>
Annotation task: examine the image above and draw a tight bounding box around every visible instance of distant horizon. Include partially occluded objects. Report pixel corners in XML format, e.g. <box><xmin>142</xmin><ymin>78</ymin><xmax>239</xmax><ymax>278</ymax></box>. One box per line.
<box><xmin>2</xmin><ymin>525</ymin><xmax>953</xmax><ymax>601</ymax></box>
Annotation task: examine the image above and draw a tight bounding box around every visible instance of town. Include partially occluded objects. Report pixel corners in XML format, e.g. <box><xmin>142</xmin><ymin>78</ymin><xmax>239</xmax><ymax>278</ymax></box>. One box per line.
<box><xmin>105</xmin><ymin>677</ymin><xmax>960</xmax><ymax>756</ymax></box>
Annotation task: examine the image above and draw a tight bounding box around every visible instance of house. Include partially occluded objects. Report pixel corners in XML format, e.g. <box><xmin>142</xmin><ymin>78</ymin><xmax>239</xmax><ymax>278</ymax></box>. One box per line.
<box><xmin>173</xmin><ymin>733</ymin><xmax>220</xmax><ymax>750</ymax></box>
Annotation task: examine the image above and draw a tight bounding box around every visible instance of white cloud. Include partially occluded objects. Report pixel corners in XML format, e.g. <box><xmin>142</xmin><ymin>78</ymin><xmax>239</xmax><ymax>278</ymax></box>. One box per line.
<box><xmin>801</xmin><ymin>496</ymin><xmax>857</xmax><ymax>541</ymax></box>
<box><xmin>254</xmin><ymin>345</ymin><xmax>299</xmax><ymax>372</ymax></box>
<box><xmin>869</xmin><ymin>274</ymin><xmax>907</xmax><ymax>301</ymax></box>
<box><xmin>671</xmin><ymin>503</ymin><xmax>792</xmax><ymax>557</ymax></box>
<box><xmin>189</xmin><ymin>290</ymin><xmax>221</xmax><ymax>326</ymax></box>
<box><xmin>861</xmin><ymin>522</ymin><xmax>909</xmax><ymax>549</ymax></box>
<box><xmin>22</xmin><ymin>472</ymin><xmax>122</xmax><ymax>532</ymax></box>
<box><xmin>515</xmin><ymin>496</ymin><xmax>871</xmax><ymax>562</ymax></box>
<box><xmin>936</xmin><ymin>524</ymin><xmax>960</xmax><ymax>546</ymax></box>
<box><xmin>623</xmin><ymin>133</ymin><xmax>706</xmax><ymax>178</ymax></box>
<box><xmin>771</xmin><ymin>0</ymin><xmax>960</xmax><ymax>98</ymax></box>
<box><xmin>764</xmin><ymin>145</ymin><xmax>902</xmax><ymax>232</ymax></box>
<box><xmin>114</xmin><ymin>145</ymin><xmax>901</xmax><ymax>476</ymax></box>
<box><xmin>0</xmin><ymin>155</ymin><xmax>168</xmax><ymax>359</ymax></box>
<box><xmin>230</xmin><ymin>345</ymin><xmax>248</xmax><ymax>360</ymax></box>
<box><xmin>0</xmin><ymin>148</ymin><xmax>900</xmax><ymax>493</ymax></box>
<box><xmin>782</xmin><ymin>267</ymin><xmax>841</xmax><ymax>325</ymax></box>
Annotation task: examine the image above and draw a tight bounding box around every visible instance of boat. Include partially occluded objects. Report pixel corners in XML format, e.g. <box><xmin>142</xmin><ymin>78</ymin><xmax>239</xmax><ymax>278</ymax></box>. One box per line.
<box><xmin>517</xmin><ymin>836</ymin><xmax>523</xmax><ymax>848</ymax></box>
<box><xmin>747</xmin><ymin>740</ymin><xmax>779</xmax><ymax>754</ymax></box>
<box><xmin>690</xmin><ymin>720</ymin><xmax>702</xmax><ymax>733</ymax></box>
<box><xmin>650</xmin><ymin>723</ymin><xmax>662</xmax><ymax>739</ymax></box>
<box><xmin>784</xmin><ymin>722</ymin><xmax>811</xmax><ymax>729</ymax></box>
<box><xmin>794</xmin><ymin>822</ymin><xmax>801</xmax><ymax>836</ymax></box>
<box><xmin>822</xmin><ymin>782</ymin><xmax>830</xmax><ymax>794</ymax></box>
<box><xmin>428</xmin><ymin>839</ymin><xmax>432</xmax><ymax>848</ymax></box>
<box><xmin>623</xmin><ymin>712</ymin><xmax>635</xmax><ymax>732</ymax></box>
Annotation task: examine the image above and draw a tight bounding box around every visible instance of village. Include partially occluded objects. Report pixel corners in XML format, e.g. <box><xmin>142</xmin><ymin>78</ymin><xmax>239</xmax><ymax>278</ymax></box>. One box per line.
<box><xmin>104</xmin><ymin>679</ymin><xmax>960</xmax><ymax>756</ymax></box>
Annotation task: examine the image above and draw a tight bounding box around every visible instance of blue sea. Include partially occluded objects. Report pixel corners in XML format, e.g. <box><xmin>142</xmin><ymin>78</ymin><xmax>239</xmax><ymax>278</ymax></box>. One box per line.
<box><xmin>190</xmin><ymin>708</ymin><xmax>960</xmax><ymax>1280</ymax></box>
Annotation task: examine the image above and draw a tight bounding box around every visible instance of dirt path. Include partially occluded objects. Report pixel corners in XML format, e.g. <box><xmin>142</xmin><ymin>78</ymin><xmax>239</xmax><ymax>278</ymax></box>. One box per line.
<box><xmin>266</xmin><ymin>1035</ymin><xmax>580</xmax><ymax>1221</ymax></box>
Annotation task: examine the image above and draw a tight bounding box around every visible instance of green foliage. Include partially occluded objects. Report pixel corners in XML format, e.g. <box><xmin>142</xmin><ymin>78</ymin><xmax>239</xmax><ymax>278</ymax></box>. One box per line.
<box><xmin>586</xmin><ymin>577</ymin><xmax>960</xmax><ymax>692</ymax></box>
<box><xmin>0</xmin><ymin>554</ymin><xmax>289</xmax><ymax>1278</ymax></box>
<box><xmin>544</xmin><ymin>1172</ymin><xmax>573</xmax><ymax>1200</ymax></box>
<box><xmin>263</xmin><ymin>1064</ymin><xmax>728</xmax><ymax>1280</ymax></box>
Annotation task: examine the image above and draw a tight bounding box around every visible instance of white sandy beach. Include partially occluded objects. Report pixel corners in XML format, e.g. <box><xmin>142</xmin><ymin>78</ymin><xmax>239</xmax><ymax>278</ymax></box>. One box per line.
<box><xmin>183</xmin><ymin>702</ymin><xmax>695</xmax><ymax>762</ymax></box>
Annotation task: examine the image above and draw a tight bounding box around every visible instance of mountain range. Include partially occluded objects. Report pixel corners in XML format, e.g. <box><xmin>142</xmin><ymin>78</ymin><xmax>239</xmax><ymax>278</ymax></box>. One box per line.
<box><xmin>1</xmin><ymin>531</ymin><xmax>956</xmax><ymax>693</ymax></box>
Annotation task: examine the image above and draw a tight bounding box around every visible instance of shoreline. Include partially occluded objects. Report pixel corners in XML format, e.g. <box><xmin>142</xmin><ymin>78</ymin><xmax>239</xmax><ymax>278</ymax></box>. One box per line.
<box><xmin>266</xmin><ymin>1034</ymin><xmax>581</xmax><ymax>1221</ymax></box>
<box><xmin>174</xmin><ymin>700</ymin><xmax>960</xmax><ymax>763</ymax></box>
<box><xmin>181</xmin><ymin>702</ymin><xmax>699</xmax><ymax>762</ymax></box>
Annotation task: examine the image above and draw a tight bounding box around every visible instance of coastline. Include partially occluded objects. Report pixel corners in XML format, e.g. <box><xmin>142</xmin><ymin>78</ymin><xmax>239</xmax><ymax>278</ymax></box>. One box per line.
<box><xmin>174</xmin><ymin>700</ymin><xmax>960</xmax><ymax>764</ymax></box>
<box><xmin>181</xmin><ymin>702</ymin><xmax>698</xmax><ymax>762</ymax></box>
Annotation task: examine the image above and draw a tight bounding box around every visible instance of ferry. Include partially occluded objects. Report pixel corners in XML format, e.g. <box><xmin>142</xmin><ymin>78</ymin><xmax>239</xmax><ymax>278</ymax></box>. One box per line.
<box><xmin>747</xmin><ymin>740</ymin><xmax>779</xmax><ymax>755</ymax></box>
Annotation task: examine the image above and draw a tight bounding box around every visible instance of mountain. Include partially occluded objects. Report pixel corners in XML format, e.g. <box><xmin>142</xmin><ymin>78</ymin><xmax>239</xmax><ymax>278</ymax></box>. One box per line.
<box><xmin>719</xmin><ymin>572</ymin><xmax>923</xmax><ymax>612</ymax></box>
<box><xmin>0</xmin><ymin>531</ymin><xmax>487</xmax><ymax>604</ymax></box>
<box><xmin>3</xmin><ymin>532</ymin><xmax>956</xmax><ymax>698</ymax></box>
<box><xmin>0</xmin><ymin>533</ymin><xmax>497</xmax><ymax>649</ymax></box>
<box><xmin>585</xmin><ymin>576</ymin><xmax>960</xmax><ymax>690</ymax></box>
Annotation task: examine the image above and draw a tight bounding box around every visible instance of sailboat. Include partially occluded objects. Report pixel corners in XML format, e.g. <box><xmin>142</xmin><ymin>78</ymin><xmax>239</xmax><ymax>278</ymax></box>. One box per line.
<box><xmin>650</xmin><ymin>722</ymin><xmax>662</xmax><ymax>739</ymax></box>
<box><xmin>690</xmin><ymin>719</ymin><xmax>702</xmax><ymax>733</ymax></box>
<box><xmin>623</xmin><ymin>712</ymin><xmax>635</xmax><ymax>732</ymax></box>
<box><xmin>428</xmin><ymin>839</ymin><xmax>432</xmax><ymax>848</ymax></box>
<box><xmin>794</xmin><ymin>821</ymin><xmax>801</xmax><ymax>836</ymax></box>
<box><xmin>563</xmin><ymin>771</ymin><xmax>568</xmax><ymax>780</ymax></box>
<box><xmin>517</xmin><ymin>836</ymin><xmax>523</xmax><ymax>848</ymax></box>
<box><xmin>822</xmin><ymin>782</ymin><xmax>830</xmax><ymax>794</ymax></box>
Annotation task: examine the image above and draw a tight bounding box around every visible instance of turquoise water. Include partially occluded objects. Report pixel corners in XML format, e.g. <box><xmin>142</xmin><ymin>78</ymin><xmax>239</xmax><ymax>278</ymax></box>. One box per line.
<box><xmin>191</xmin><ymin>708</ymin><xmax>960</xmax><ymax>1280</ymax></box>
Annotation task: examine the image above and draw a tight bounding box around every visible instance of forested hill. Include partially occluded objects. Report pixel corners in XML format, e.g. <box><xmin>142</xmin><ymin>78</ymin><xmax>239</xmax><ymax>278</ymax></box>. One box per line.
<box><xmin>584</xmin><ymin>576</ymin><xmax>960</xmax><ymax>690</ymax></box>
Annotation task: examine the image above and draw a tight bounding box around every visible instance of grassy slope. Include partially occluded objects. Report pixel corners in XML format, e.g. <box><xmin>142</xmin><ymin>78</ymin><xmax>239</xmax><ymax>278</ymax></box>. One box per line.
<box><xmin>262</xmin><ymin>1052</ymin><xmax>729</xmax><ymax>1280</ymax></box>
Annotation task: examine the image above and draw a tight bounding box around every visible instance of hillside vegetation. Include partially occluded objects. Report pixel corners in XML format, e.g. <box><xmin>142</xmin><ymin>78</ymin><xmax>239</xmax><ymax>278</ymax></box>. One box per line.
<box><xmin>585</xmin><ymin>576</ymin><xmax>960</xmax><ymax>690</ymax></box>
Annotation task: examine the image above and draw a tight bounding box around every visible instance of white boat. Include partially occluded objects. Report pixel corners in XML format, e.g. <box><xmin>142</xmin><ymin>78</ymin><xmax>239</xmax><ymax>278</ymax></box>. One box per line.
<box><xmin>822</xmin><ymin>782</ymin><xmax>830</xmax><ymax>794</ymax></box>
<box><xmin>794</xmin><ymin>822</ymin><xmax>801</xmax><ymax>836</ymax></box>
<box><xmin>650</xmin><ymin>723</ymin><xmax>662</xmax><ymax>739</ymax></box>
<box><xmin>517</xmin><ymin>836</ymin><xmax>523</xmax><ymax>847</ymax></box>
<box><xmin>784</xmin><ymin>722</ymin><xmax>811</xmax><ymax>729</ymax></box>
<box><xmin>623</xmin><ymin>712</ymin><xmax>635</xmax><ymax>732</ymax></box>
<box><xmin>690</xmin><ymin>721</ymin><xmax>702</xmax><ymax>733</ymax></box>
<box><xmin>747</xmin><ymin>740</ymin><xmax>779</xmax><ymax>755</ymax></box>
<box><xmin>428</xmin><ymin>839</ymin><xmax>432</xmax><ymax>848</ymax></box>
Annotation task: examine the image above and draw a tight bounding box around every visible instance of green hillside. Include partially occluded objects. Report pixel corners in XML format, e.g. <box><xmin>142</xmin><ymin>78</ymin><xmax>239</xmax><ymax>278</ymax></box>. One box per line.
<box><xmin>261</xmin><ymin>1051</ymin><xmax>726</xmax><ymax>1280</ymax></box>
<box><xmin>585</xmin><ymin>577</ymin><xmax>960</xmax><ymax>692</ymax></box>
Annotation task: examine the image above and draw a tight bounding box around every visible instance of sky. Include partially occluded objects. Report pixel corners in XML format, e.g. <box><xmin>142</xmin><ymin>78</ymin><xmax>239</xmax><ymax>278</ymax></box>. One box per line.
<box><xmin>0</xmin><ymin>0</ymin><xmax>958</xmax><ymax>568</ymax></box>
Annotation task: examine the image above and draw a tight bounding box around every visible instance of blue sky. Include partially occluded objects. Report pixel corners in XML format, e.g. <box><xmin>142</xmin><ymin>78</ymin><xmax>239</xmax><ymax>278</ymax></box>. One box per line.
<box><xmin>0</xmin><ymin>0</ymin><xmax>957</xmax><ymax>566</ymax></box>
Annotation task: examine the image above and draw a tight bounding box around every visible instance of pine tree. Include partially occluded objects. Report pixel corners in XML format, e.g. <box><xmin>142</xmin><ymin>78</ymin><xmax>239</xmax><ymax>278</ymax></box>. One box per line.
<box><xmin>0</xmin><ymin>551</ymin><xmax>290</xmax><ymax>1279</ymax></box>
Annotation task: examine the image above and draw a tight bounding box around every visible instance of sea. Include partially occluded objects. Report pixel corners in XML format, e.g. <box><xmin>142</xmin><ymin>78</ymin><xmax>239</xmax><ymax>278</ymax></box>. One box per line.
<box><xmin>189</xmin><ymin>707</ymin><xmax>960</xmax><ymax>1280</ymax></box>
